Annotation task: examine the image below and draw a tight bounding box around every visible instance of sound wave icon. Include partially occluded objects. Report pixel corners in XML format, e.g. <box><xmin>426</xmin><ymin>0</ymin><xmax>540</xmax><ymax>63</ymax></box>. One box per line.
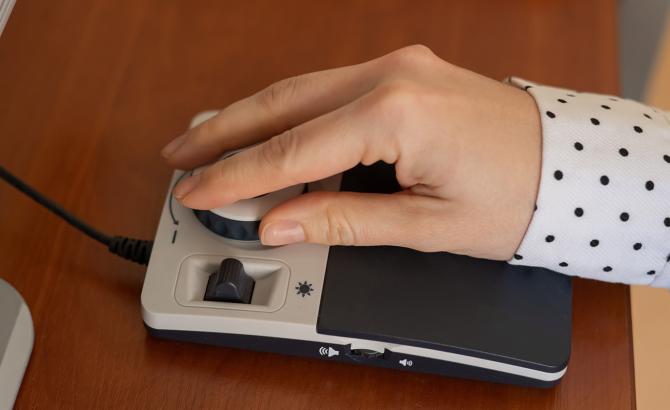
<box><xmin>319</xmin><ymin>346</ymin><xmax>339</xmax><ymax>357</ymax></box>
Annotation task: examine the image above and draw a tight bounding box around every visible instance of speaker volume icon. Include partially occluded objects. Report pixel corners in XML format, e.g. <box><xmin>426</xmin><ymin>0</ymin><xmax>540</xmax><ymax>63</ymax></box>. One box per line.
<box><xmin>398</xmin><ymin>359</ymin><xmax>413</xmax><ymax>367</ymax></box>
<box><xmin>319</xmin><ymin>346</ymin><xmax>340</xmax><ymax>357</ymax></box>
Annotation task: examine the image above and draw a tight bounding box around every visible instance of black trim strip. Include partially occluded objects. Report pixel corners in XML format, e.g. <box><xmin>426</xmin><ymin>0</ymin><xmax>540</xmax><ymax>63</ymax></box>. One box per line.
<box><xmin>168</xmin><ymin>171</ymin><xmax>188</xmax><ymax>225</ymax></box>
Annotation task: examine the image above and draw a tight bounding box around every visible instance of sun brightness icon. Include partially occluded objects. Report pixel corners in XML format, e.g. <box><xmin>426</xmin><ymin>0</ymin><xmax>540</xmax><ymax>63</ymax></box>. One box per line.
<box><xmin>295</xmin><ymin>281</ymin><xmax>314</xmax><ymax>297</ymax></box>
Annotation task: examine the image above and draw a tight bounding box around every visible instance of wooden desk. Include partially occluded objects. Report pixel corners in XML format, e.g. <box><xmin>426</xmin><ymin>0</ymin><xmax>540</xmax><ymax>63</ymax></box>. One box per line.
<box><xmin>0</xmin><ymin>1</ymin><xmax>633</xmax><ymax>408</ymax></box>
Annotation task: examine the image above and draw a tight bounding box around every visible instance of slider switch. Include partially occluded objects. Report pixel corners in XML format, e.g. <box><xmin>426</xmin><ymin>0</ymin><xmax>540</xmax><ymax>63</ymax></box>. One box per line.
<box><xmin>204</xmin><ymin>258</ymin><xmax>255</xmax><ymax>304</ymax></box>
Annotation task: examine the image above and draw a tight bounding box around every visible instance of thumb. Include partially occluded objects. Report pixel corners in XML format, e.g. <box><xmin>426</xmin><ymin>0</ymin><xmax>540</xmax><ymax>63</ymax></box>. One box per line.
<box><xmin>259</xmin><ymin>191</ymin><xmax>440</xmax><ymax>249</ymax></box>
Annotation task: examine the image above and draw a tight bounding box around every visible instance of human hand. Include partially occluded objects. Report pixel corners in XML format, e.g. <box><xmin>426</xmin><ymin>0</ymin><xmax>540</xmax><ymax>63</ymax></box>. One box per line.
<box><xmin>162</xmin><ymin>45</ymin><xmax>541</xmax><ymax>260</ymax></box>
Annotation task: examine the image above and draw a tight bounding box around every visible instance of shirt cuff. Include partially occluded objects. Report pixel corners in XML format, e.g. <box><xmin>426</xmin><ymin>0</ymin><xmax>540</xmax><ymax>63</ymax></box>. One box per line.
<box><xmin>505</xmin><ymin>78</ymin><xmax>670</xmax><ymax>287</ymax></box>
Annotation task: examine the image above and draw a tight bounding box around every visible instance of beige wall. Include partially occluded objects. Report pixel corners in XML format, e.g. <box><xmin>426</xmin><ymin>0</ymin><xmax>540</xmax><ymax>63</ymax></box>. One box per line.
<box><xmin>644</xmin><ymin>12</ymin><xmax>670</xmax><ymax>106</ymax></box>
<box><xmin>633</xmin><ymin>11</ymin><xmax>670</xmax><ymax>410</ymax></box>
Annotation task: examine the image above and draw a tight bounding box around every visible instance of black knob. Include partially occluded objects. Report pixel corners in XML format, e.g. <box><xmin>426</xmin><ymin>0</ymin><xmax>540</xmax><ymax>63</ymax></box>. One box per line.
<box><xmin>194</xmin><ymin>210</ymin><xmax>260</xmax><ymax>241</ymax></box>
<box><xmin>204</xmin><ymin>259</ymin><xmax>255</xmax><ymax>304</ymax></box>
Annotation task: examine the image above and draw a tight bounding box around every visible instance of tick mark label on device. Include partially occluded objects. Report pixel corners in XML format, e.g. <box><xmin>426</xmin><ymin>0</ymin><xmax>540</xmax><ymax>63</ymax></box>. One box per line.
<box><xmin>319</xmin><ymin>346</ymin><xmax>339</xmax><ymax>357</ymax></box>
<box><xmin>168</xmin><ymin>192</ymin><xmax>180</xmax><ymax>225</ymax></box>
<box><xmin>399</xmin><ymin>359</ymin><xmax>413</xmax><ymax>367</ymax></box>
<box><xmin>295</xmin><ymin>281</ymin><xmax>313</xmax><ymax>297</ymax></box>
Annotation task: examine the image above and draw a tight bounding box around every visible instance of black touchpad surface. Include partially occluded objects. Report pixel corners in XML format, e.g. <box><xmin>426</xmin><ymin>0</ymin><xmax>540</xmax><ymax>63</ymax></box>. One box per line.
<box><xmin>317</xmin><ymin>163</ymin><xmax>572</xmax><ymax>371</ymax></box>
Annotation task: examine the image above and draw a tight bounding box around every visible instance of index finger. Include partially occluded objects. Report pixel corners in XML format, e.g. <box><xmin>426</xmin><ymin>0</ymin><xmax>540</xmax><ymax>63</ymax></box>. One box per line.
<box><xmin>175</xmin><ymin>92</ymin><xmax>396</xmax><ymax>210</ymax></box>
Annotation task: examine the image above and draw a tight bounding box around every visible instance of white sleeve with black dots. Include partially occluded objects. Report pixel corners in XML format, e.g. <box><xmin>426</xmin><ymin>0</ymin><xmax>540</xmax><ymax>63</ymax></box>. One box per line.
<box><xmin>505</xmin><ymin>78</ymin><xmax>670</xmax><ymax>288</ymax></box>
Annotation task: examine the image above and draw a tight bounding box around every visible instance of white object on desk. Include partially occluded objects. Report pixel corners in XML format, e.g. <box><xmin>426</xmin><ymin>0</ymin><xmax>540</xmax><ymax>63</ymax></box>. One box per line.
<box><xmin>0</xmin><ymin>0</ymin><xmax>15</xmax><ymax>37</ymax></box>
<box><xmin>0</xmin><ymin>278</ymin><xmax>33</xmax><ymax>410</ymax></box>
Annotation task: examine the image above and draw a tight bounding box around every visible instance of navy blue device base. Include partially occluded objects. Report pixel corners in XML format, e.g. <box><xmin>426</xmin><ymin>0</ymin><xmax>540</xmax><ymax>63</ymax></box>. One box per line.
<box><xmin>145</xmin><ymin>326</ymin><xmax>560</xmax><ymax>388</ymax></box>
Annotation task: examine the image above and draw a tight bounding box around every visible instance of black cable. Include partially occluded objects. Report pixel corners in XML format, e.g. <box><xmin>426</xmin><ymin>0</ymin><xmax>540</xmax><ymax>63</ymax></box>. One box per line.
<box><xmin>0</xmin><ymin>165</ymin><xmax>153</xmax><ymax>265</ymax></box>
<box><xmin>0</xmin><ymin>165</ymin><xmax>111</xmax><ymax>245</ymax></box>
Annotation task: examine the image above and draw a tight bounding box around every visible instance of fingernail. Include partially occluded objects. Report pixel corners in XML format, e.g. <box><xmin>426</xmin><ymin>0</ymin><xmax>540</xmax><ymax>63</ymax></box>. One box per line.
<box><xmin>161</xmin><ymin>133</ymin><xmax>188</xmax><ymax>158</ymax></box>
<box><xmin>173</xmin><ymin>173</ymin><xmax>201</xmax><ymax>199</ymax></box>
<box><xmin>261</xmin><ymin>221</ymin><xmax>305</xmax><ymax>246</ymax></box>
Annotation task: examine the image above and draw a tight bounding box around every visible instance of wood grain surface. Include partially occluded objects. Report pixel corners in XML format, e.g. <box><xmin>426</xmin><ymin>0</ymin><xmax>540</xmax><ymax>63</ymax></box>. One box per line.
<box><xmin>0</xmin><ymin>1</ymin><xmax>633</xmax><ymax>409</ymax></box>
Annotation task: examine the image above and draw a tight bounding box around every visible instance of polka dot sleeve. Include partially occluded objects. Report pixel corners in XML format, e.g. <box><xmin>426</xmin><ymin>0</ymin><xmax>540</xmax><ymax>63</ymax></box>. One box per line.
<box><xmin>506</xmin><ymin>78</ymin><xmax>670</xmax><ymax>288</ymax></box>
